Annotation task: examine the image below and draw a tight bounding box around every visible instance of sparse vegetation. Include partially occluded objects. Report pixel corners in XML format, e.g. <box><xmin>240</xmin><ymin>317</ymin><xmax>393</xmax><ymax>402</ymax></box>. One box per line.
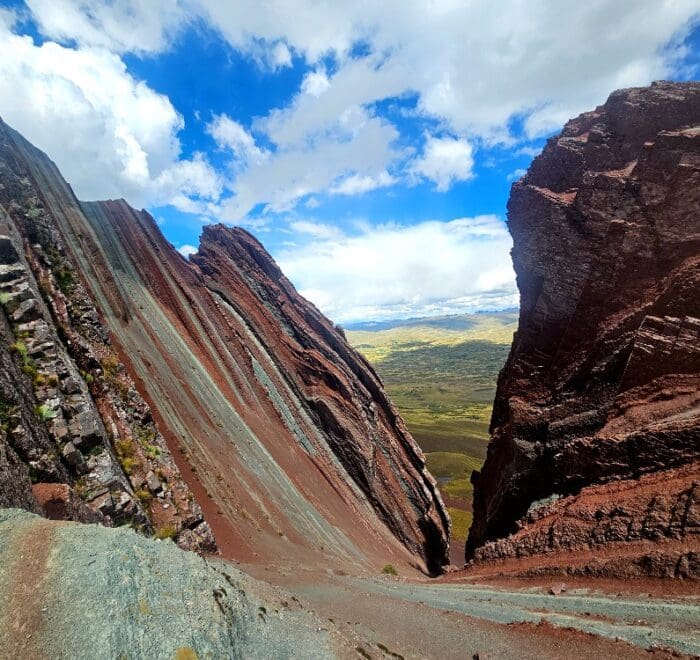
<box><xmin>11</xmin><ymin>341</ymin><xmax>40</xmax><ymax>381</ymax></box>
<box><xmin>381</xmin><ymin>564</ymin><xmax>398</xmax><ymax>576</ymax></box>
<box><xmin>10</xmin><ymin>341</ymin><xmax>28</xmax><ymax>359</ymax></box>
<box><xmin>74</xmin><ymin>476</ymin><xmax>89</xmax><ymax>497</ymax></box>
<box><xmin>447</xmin><ymin>507</ymin><xmax>473</xmax><ymax>542</ymax></box>
<box><xmin>35</xmin><ymin>403</ymin><xmax>56</xmax><ymax>421</ymax></box>
<box><xmin>101</xmin><ymin>356</ymin><xmax>120</xmax><ymax>380</ymax></box>
<box><xmin>155</xmin><ymin>525</ymin><xmax>177</xmax><ymax>540</ymax></box>
<box><xmin>135</xmin><ymin>488</ymin><xmax>152</xmax><ymax>504</ymax></box>
<box><xmin>0</xmin><ymin>396</ymin><xmax>18</xmax><ymax>432</ymax></box>
<box><xmin>115</xmin><ymin>437</ymin><xmax>140</xmax><ymax>475</ymax></box>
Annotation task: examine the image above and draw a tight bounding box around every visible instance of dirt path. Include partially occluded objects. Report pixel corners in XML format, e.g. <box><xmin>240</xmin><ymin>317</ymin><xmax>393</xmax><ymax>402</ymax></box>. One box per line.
<box><xmin>249</xmin><ymin>563</ymin><xmax>700</xmax><ymax>659</ymax></box>
<box><xmin>0</xmin><ymin>515</ymin><xmax>56</xmax><ymax>657</ymax></box>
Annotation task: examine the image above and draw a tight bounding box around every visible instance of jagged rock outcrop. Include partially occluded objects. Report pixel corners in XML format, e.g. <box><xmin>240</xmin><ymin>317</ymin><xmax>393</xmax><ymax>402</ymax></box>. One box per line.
<box><xmin>0</xmin><ymin>508</ymin><xmax>360</xmax><ymax>658</ymax></box>
<box><xmin>467</xmin><ymin>81</ymin><xmax>700</xmax><ymax>577</ymax></box>
<box><xmin>0</xmin><ymin>126</ymin><xmax>215</xmax><ymax>553</ymax></box>
<box><xmin>0</xmin><ymin>118</ymin><xmax>449</xmax><ymax>572</ymax></box>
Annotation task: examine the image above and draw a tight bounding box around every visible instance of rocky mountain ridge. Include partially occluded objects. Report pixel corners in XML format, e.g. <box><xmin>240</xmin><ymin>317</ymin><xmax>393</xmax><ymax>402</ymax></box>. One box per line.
<box><xmin>468</xmin><ymin>81</ymin><xmax>700</xmax><ymax>578</ymax></box>
<box><xmin>0</xmin><ymin>118</ymin><xmax>449</xmax><ymax>572</ymax></box>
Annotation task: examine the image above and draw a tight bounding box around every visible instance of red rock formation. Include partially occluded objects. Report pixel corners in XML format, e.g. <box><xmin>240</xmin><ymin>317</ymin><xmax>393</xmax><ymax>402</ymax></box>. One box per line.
<box><xmin>0</xmin><ymin>119</ymin><xmax>449</xmax><ymax>572</ymax></box>
<box><xmin>467</xmin><ymin>81</ymin><xmax>700</xmax><ymax>577</ymax></box>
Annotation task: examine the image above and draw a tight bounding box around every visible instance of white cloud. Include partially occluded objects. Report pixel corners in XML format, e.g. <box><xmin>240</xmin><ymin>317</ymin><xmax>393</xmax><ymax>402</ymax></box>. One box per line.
<box><xmin>507</xmin><ymin>168</ymin><xmax>527</xmax><ymax>182</ymax></box>
<box><xmin>25</xmin><ymin>0</ymin><xmax>187</xmax><ymax>54</ymax></box>
<box><xmin>330</xmin><ymin>171</ymin><xmax>396</xmax><ymax>196</ymax></box>
<box><xmin>216</xmin><ymin>109</ymin><xmax>400</xmax><ymax>221</ymax></box>
<box><xmin>177</xmin><ymin>244</ymin><xmax>198</xmax><ymax>258</ymax></box>
<box><xmin>410</xmin><ymin>135</ymin><xmax>474</xmax><ymax>191</ymax></box>
<box><xmin>18</xmin><ymin>1</ymin><xmax>698</xmax><ymax>218</ymax></box>
<box><xmin>277</xmin><ymin>215</ymin><xmax>517</xmax><ymax>322</ymax></box>
<box><xmin>0</xmin><ymin>24</ymin><xmax>220</xmax><ymax>210</ymax></box>
<box><xmin>0</xmin><ymin>7</ymin><xmax>16</xmax><ymax>29</ymax></box>
<box><xmin>207</xmin><ymin>114</ymin><xmax>269</xmax><ymax>164</ymax></box>
<box><xmin>301</xmin><ymin>68</ymin><xmax>331</xmax><ymax>97</ymax></box>
<box><xmin>289</xmin><ymin>220</ymin><xmax>343</xmax><ymax>241</ymax></box>
<box><xmin>270</xmin><ymin>41</ymin><xmax>292</xmax><ymax>68</ymax></box>
<box><xmin>179</xmin><ymin>2</ymin><xmax>698</xmax><ymax>140</ymax></box>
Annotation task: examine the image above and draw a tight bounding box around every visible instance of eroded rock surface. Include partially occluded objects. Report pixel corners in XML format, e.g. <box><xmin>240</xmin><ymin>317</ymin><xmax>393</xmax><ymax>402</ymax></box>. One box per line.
<box><xmin>0</xmin><ymin>118</ymin><xmax>448</xmax><ymax>572</ymax></box>
<box><xmin>0</xmin><ymin>509</ymin><xmax>359</xmax><ymax>658</ymax></box>
<box><xmin>468</xmin><ymin>81</ymin><xmax>700</xmax><ymax>577</ymax></box>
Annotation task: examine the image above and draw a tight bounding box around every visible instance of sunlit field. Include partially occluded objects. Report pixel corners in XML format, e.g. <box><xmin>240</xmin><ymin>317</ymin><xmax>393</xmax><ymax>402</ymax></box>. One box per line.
<box><xmin>347</xmin><ymin>311</ymin><xmax>517</xmax><ymax>542</ymax></box>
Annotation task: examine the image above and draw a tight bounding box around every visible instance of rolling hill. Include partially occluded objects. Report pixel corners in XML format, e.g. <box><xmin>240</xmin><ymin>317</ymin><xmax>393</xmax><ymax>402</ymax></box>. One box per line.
<box><xmin>347</xmin><ymin>311</ymin><xmax>518</xmax><ymax>543</ymax></box>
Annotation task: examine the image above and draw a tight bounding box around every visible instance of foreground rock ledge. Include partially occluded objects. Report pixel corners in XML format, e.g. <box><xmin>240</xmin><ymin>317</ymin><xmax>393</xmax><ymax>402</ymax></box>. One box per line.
<box><xmin>0</xmin><ymin>508</ymin><xmax>359</xmax><ymax>658</ymax></box>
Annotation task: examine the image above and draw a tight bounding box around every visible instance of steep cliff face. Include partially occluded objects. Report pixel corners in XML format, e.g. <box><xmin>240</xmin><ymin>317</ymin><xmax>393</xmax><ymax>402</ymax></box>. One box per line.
<box><xmin>468</xmin><ymin>81</ymin><xmax>700</xmax><ymax>577</ymax></box>
<box><xmin>0</xmin><ymin>122</ymin><xmax>215</xmax><ymax>551</ymax></box>
<box><xmin>0</xmin><ymin>119</ymin><xmax>449</xmax><ymax>572</ymax></box>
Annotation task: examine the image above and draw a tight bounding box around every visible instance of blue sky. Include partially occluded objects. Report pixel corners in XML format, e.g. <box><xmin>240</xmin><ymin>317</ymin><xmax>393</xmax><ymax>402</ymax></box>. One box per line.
<box><xmin>0</xmin><ymin>1</ymin><xmax>698</xmax><ymax>321</ymax></box>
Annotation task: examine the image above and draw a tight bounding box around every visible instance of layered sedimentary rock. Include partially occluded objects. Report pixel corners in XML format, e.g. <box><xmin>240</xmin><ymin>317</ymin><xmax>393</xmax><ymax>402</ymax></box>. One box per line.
<box><xmin>0</xmin><ymin>125</ymin><xmax>215</xmax><ymax>552</ymax></box>
<box><xmin>468</xmin><ymin>81</ymin><xmax>700</xmax><ymax>577</ymax></box>
<box><xmin>0</xmin><ymin>118</ymin><xmax>449</xmax><ymax>572</ymax></box>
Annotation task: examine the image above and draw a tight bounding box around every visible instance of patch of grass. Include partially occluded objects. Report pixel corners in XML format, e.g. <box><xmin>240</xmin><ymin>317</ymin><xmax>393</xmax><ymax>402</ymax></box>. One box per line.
<box><xmin>448</xmin><ymin>507</ymin><xmax>473</xmax><ymax>542</ymax></box>
<box><xmin>35</xmin><ymin>403</ymin><xmax>56</xmax><ymax>421</ymax></box>
<box><xmin>11</xmin><ymin>341</ymin><xmax>41</xmax><ymax>382</ymax></box>
<box><xmin>425</xmin><ymin>452</ymin><xmax>482</xmax><ymax>479</ymax></box>
<box><xmin>101</xmin><ymin>356</ymin><xmax>120</xmax><ymax>380</ymax></box>
<box><xmin>443</xmin><ymin>477</ymin><xmax>474</xmax><ymax>502</ymax></box>
<box><xmin>155</xmin><ymin>524</ymin><xmax>177</xmax><ymax>540</ymax></box>
<box><xmin>10</xmin><ymin>341</ymin><xmax>28</xmax><ymax>359</ymax></box>
<box><xmin>135</xmin><ymin>488</ymin><xmax>152</xmax><ymax>504</ymax></box>
<box><xmin>115</xmin><ymin>437</ymin><xmax>135</xmax><ymax>459</ymax></box>
<box><xmin>115</xmin><ymin>438</ymin><xmax>140</xmax><ymax>476</ymax></box>
<box><xmin>381</xmin><ymin>563</ymin><xmax>398</xmax><ymax>576</ymax></box>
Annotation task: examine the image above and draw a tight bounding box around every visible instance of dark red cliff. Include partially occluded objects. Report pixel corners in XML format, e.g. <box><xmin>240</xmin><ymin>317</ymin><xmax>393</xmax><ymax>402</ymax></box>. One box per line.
<box><xmin>467</xmin><ymin>81</ymin><xmax>700</xmax><ymax>578</ymax></box>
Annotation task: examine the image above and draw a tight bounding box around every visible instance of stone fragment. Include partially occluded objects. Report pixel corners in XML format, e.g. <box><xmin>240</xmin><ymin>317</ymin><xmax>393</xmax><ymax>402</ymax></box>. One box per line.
<box><xmin>11</xmin><ymin>298</ymin><xmax>40</xmax><ymax>323</ymax></box>
<box><xmin>145</xmin><ymin>471</ymin><xmax>162</xmax><ymax>494</ymax></box>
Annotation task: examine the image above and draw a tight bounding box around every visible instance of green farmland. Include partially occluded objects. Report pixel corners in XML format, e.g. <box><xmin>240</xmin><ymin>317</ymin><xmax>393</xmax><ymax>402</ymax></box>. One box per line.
<box><xmin>347</xmin><ymin>311</ymin><xmax>517</xmax><ymax>544</ymax></box>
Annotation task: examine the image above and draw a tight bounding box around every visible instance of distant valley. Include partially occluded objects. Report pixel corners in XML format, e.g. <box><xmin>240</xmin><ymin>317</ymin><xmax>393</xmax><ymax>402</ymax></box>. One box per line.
<box><xmin>347</xmin><ymin>311</ymin><xmax>518</xmax><ymax>545</ymax></box>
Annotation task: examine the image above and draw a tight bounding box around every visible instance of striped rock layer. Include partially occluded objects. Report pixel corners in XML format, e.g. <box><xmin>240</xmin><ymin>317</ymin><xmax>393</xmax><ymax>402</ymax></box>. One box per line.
<box><xmin>0</xmin><ymin>119</ymin><xmax>449</xmax><ymax>573</ymax></box>
<box><xmin>467</xmin><ymin>81</ymin><xmax>700</xmax><ymax>578</ymax></box>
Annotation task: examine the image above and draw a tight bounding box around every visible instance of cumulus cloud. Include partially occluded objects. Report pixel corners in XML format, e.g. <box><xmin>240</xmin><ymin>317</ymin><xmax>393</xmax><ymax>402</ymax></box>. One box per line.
<box><xmin>289</xmin><ymin>220</ymin><xmax>344</xmax><ymax>241</ymax></box>
<box><xmin>301</xmin><ymin>69</ymin><xmax>331</xmax><ymax>97</ymax></box>
<box><xmin>177</xmin><ymin>244</ymin><xmax>198</xmax><ymax>258</ymax></box>
<box><xmin>243</xmin><ymin>2</ymin><xmax>694</xmax><ymax>143</ymax></box>
<box><xmin>270</xmin><ymin>41</ymin><xmax>292</xmax><ymax>68</ymax></box>
<box><xmin>16</xmin><ymin>1</ymin><xmax>699</xmax><ymax>218</ymax></box>
<box><xmin>25</xmin><ymin>0</ymin><xmax>187</xmax><ymax>54</ymax></box>
<box><xmin>215</xmin><ymin>108</ymin><xmax>401</xmax><ymax>221</ymax></box>
<box><xmin>410</xmin><ymin>135</ymin><xmax>474</xmax><ymax>191</ymax></box>
<box><xmin>330</xmin><ymin>171</ymin><xmax>396</xmax><ymax>196</ymax></box>
<box><xmin>277</xmin><ymin>215</ymin><xmax>517</xmax><ymax>322</ymax></box>
<box><xmin>0</xmin><ymin>23</ymin><xmax>221</xmax><ymax>210</ymax></box>
<box><xmin>207</xmin><ymin>114</ymin><xmax>269</xmax><ymax>164</ymax></box>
